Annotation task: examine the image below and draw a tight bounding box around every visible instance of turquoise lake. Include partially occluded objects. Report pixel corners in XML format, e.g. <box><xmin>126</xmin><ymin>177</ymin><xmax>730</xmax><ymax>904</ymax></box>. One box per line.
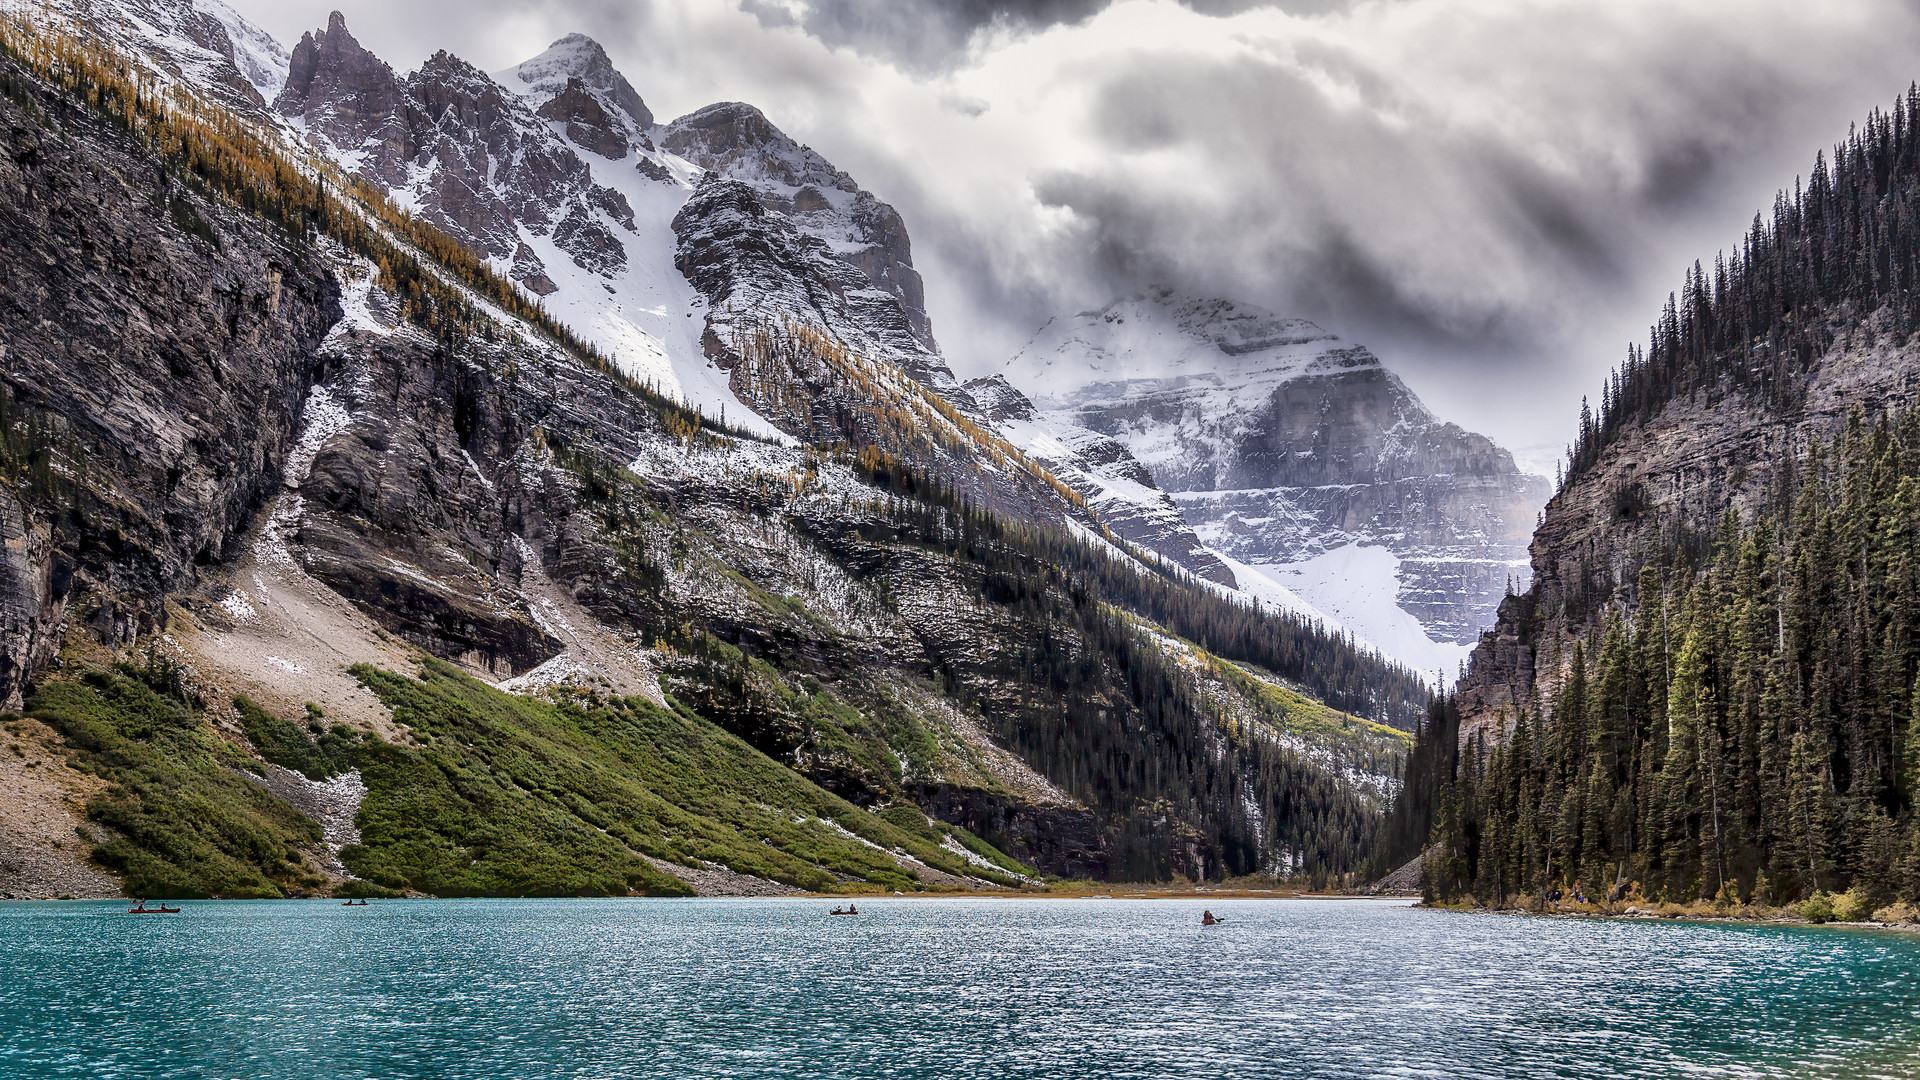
<box><xmin>1</xmin><ymin>897</ymin><xmax>1916</xmax><ymax>1078</ymax></box>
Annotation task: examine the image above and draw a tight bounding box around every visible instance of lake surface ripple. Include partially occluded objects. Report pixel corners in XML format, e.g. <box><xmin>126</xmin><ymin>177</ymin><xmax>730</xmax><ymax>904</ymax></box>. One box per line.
<box><xmin>2</xmin><ymin>897</ymin><xmax>1916</xmax><ymax>1078</ymax></box>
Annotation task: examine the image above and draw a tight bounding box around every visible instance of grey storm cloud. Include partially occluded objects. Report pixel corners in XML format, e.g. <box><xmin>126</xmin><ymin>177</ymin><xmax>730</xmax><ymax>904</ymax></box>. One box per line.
<box><xmin>868</xmin><ymin>0</ymin><xmax>1920</xmax><ymax>443</ymax></box>
<box><xmin>736</xmin><ymin>0</ymin><xmax>1323</xmax><ymax>70</ymax></box>
<box><xmin>740</xmin><ymin>0</ymin><xmax>1107</xmax><ymax>71</ymax></box>
<box><xmin>229</xmin><ymin>0</ymin><xmax>1920</xmax><ymax>452</ymax></box>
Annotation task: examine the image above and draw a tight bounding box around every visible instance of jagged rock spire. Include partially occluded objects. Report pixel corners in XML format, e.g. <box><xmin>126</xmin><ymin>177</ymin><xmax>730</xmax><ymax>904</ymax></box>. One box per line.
<box><xmin>275</xmin><ymin>11</ymin><xmax>407</xmax><ymax>162</ymax></box>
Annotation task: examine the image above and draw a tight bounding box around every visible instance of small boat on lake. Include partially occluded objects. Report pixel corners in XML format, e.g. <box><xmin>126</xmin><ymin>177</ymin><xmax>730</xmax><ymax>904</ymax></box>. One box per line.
<box><xmin>342</xmin><ymin>899</ymin><xmax>370</xmax><ymax>906</ymax></box>
<box><xmin>127</xmin><ymin>900</ymin><xmax>180</xmax><ymax>914</ymax></box>
<box><xmin>829</xmin><ymin>905</ymin><xmax>859</xmax><ymax>916</ymax></box>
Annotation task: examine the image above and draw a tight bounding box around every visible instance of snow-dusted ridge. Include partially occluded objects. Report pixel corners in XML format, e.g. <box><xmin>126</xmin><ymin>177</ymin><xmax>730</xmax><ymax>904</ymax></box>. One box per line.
<box><xmin>997</xmin><ymin>288</ymin><xmax>1549</xmax><ymax>680</ymax></box>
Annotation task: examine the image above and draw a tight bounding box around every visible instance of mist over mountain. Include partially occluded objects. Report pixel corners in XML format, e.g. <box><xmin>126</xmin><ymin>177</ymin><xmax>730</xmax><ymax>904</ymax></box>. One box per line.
<box><xmin>993</xmin><ymin>290</ymin><xmax>1549</xmax><ymax>677</ymax></box>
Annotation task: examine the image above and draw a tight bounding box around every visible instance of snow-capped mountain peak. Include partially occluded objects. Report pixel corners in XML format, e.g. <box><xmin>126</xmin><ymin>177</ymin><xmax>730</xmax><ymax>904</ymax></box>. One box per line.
<box><xmin>1006</xmin><ymin>289</ymin><xmax>1371</xmax><ymax>408</ymax></box>
<box><xmin>664</xmin><ymin>103</ymin><xmax>855</xmax><ymax>196</ymax></box>
<box><xmin>21</xmin><ymin>0</ymin><xmax>289</xmax><ymax>113</ymax></box>
<box><xmin>995</xmin><ymin>289</ymin><xmax>1551</xmax><ymax>680</ymax></box>
<box><xmin>661</xmin><ymin>102</ymin><xmax>937</xmax><ymax>352</ymax></box>
<box><xmin>199</xmin><ymin>0</ymin><xmax>288</xmax><ymax>101</ymax></box>
<box><xmin>493</xmin><ymin>33</ymin><xmax>653</xmax><ymax>131</ymax></box>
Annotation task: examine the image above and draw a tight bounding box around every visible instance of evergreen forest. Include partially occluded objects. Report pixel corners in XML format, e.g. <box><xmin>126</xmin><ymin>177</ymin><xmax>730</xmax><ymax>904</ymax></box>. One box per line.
<box><xmin>1386</xmin><ymin>318</ymin><xmax>1920</xmax><ymax>913</ymax></box>
<box><xmin>1573</xmin><ymin>86</ymin><xmax>1920</xmax><ymax>479</ymax></box>
<box><xmin>1375</xmin><ymin>85</ymin><xmax>1920</xmax><ymax>917</ymax></box>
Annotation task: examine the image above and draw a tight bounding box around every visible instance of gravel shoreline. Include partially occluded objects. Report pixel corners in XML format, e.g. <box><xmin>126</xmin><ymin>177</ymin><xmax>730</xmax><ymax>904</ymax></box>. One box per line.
<box><xmin>1423</xmin><ymin>902</ymin><xmax>1920</xmax><ymax>932</ymax></box>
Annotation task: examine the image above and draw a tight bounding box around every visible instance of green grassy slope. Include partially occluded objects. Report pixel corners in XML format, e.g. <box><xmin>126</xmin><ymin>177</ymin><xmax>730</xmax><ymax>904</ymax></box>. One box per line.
<box><xmin>29</xmin><ymin>671</ymin><xmax>331</xmax><ymax>899</ymax></box>
<box><xmin>1215</xmin><ymin>659</ymin><xmax>1413</xmax><ymax>777</ymax></box>
<box><xmin>343</xmin><ymin>659</ymin><xmax>1034</xmax><ymax>896</ymax></box>
<box><xmin>31</xmin><ymin>658</ymin><xmax>1035</xmax><ymax>898</ymax></box>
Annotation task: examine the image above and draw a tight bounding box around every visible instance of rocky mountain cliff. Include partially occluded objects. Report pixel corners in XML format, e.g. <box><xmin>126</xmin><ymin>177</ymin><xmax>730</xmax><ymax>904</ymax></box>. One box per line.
<box><xmin>995</xmin><ymin>290</ymin><xmax>1550</xmax><ymax>677</ymax></box>
<box><xmin>0</xmin><ymin>4</ymin><xmax>1425</xmax><ymax>898</ymax></box>
<box><xmin>963</xmin><ymin>373</ymin><xmax>1238</xmax><ymax>586</ymax></box>
<box><xmin>1456</xmin><ymin>293</ymin><xmax>1920</xmax><ymax>746</ymax></box>
<box><xmin>265</xmin><ymin>13</ymin><xmax>948</xmax><ymax>413</ymax></box>
<box><xmin>259</xmin><ymin>12</ymin><xmax>1168</xmax><ymax>539</ymax></box>
<box><xmin>48</xmin><ymin>0</ymin><xmax>287</xmax><ymax>113</ymax></box>
<box><xmin>1448</xmin><ymin>91</ymin><xmax>1920</xmax><ymax>747</ymax></box>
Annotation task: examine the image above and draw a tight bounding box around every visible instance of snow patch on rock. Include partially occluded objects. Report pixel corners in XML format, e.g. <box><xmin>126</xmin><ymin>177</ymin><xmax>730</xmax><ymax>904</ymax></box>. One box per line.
<box><xmin>1242</xmin><ymin>544</ymin><xmax>1474</xmax><ymax>682</ymax></box>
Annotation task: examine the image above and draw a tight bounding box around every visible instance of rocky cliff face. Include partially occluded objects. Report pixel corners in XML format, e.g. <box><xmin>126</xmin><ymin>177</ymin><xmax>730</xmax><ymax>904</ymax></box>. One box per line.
<box><xmin>269</xmin><ymin>19</ymin><xmax>949</xmax><ymax>416</ymax></box>
<box><xmin>1454</xmin><ymin>319</ymin><xmax>1920</xmax><ymax>743</ymax></box>
<box><xmin>997</xmin><ymin>290</ymin><xmax>1550</xmax><ymax>676</ymax></box>
<box><xmin>963</xmin><ymin>374</ymin><xmax>1237</xmax><ymax>585</ymax></box>
<box><xmin>53</xmin><ymin>0</ymin><xmax>287</xmax><ymax>114</ymax></box>
<box><xmin>276</xmin><ymin>16</ymin><xmax>634</xmax><ymax>279</ymax></box>
<box><xmin>659</xmin><ymin>100</ymin><xmax>936</xmax><ymax>354</ymax></box>
<box><xmin>267</xmin><ymin>15</ymin><xmax>1057</xmax><ymax>511</ymax></box>
<box><xmin>666</xmin><ymin>175</ymin><xmax>1071</xmax><ymax>523</ymax></box>
<box><xmin>0</xmin><ymin>61</ymin><xmax>337</xmax><ymax>706</ymax></box>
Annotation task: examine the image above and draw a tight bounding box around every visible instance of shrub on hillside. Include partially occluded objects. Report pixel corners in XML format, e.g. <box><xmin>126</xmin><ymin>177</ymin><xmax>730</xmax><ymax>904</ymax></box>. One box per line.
<box><xmin>1799</xmin><ymin>891</ymin><xmax>1836</xmax><ymax>924</ymax></box>
<box><xmin>1870</xmin><ymin>901</ymin><xmax>1918</xmax><ymax>924</ymax></box>
<box><xmin>1833</xmin><ymin>887</ymin><xmax>1878</xmax><ymax>923</ymax></box>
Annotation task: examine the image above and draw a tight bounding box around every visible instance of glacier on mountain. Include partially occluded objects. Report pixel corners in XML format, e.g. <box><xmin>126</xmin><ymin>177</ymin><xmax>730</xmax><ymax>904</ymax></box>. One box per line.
<box><xmin>994</xmin><ymin>290</ymin><xmax>1548</xmax><ymax>677</ymax></box>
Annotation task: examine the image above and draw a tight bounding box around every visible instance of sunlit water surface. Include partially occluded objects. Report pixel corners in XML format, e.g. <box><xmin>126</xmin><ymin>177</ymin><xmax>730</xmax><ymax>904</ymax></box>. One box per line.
<box><xmin>2</xmin><ymin>897</ymin><xmax>1916</xmax><ymax>1078</ymax></box>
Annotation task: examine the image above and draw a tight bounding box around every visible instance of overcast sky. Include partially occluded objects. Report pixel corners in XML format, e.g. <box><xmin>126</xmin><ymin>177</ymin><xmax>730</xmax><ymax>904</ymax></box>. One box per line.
<box><xmin>227</xmin><ymin>0</ymin><xmax>1920</xmax><ymax>464</ymax></box>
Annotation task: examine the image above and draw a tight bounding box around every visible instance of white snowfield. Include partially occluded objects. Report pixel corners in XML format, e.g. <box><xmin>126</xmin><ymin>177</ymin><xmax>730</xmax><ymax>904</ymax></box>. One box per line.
<box><xmin>202</xmin><ymin>0</ymin><xmax>287</xmax><ymax>99</ymax></box>
<box><xmin>474</xmin><ymin>40</ymin><xmax>760</xmax><ymax>432</ymax></box>
<box><xmin>1233</xmin><ymin>547</ymin><xmax>1475</xmax><ymax>683</ymax></box>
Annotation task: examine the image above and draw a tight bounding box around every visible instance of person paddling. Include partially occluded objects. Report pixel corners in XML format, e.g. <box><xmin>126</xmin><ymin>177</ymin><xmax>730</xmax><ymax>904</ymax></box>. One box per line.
<box><xmin>1202</xmin><ymin>910</ymin><xmax>1219</xmax><ymax>925</ymax></box>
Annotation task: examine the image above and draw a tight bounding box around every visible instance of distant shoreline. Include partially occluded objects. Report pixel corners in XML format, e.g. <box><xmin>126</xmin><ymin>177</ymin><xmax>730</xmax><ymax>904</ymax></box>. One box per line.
<box><xmin>1417</xmin><ymin>900</ymin><xmax>1920</xmax><ymax>933</ymax></box>
<box><xmin>2</xmin><ymin>888</ymin><xmax>1417</xmax><ymax>903</ymax></box>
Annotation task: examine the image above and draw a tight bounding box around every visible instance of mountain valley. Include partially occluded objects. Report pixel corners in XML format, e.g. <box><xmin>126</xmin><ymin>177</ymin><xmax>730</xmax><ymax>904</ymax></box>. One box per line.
<box><xmin>7</xmin><ymin>5</ymin><xmax>1920</xmax><ymax>1079</ymax></box>
<box><xmin>0</xmin><ymin>0</ymin><xmax>1431</xmax><ymax>900</ymax></box>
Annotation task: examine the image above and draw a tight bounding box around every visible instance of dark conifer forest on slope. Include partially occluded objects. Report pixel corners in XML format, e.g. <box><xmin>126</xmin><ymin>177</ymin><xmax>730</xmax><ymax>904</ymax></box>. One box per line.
<box><xmin>1380</xmin><ymin>90</ymin><xmax>1920</xmax><ymax>912</ymax></box>
<box><xmin>1575</xmin><ymin>87</ymin><xmax>1920</xmax><ymax>479</ymax></box>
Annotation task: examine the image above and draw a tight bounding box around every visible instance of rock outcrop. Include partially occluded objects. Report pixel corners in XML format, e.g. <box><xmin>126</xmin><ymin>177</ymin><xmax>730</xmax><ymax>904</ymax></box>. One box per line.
<box><xmin>0</xmin><ymin>66</ymin><xmax>338</xmax><ymax>706</ymax></box>
<box><xmin>662</xmin><ymin>101</ymin><xmax>935</xmax><ymax>353</ymax></box>
<box><xmin>277</xmin><ymin>16</ymin><xmax>631</xmax><ymax>281</ymax></box>
<box><xmin>277</xmin><ymin>12</ymin><xmax>409</xmax><ymax>159</ymax></box>
<box><xmin>964</xmin><ymin>374</ymin><xmax>1237</xmax><ymax>584</ymax></box>
<box><xmin>59</xmin><ymin>0</ymin><xmax>288</xmax><ymax>115</ymax></box>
